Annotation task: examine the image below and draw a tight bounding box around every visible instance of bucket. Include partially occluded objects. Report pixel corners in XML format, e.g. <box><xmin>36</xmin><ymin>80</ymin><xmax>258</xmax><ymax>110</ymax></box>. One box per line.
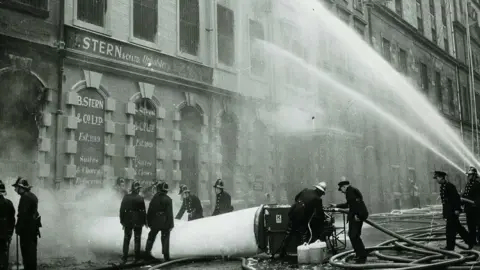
<box><xmin>308</xmin><ymin>240</ymin><xmax>327</xmax><ymax>264</ymax></box>
<box><xmin>297</xmin><ymin>242</ymin><xmax>310</xmax><ymax>264</ymax></box>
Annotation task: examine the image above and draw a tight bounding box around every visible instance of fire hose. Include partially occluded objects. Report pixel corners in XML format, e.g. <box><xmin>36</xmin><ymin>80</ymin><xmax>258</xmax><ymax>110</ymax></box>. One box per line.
<box><xmin>329</xmin><ymin>208</ymin><xmax>480</xmax><ymax>269</ymax></box>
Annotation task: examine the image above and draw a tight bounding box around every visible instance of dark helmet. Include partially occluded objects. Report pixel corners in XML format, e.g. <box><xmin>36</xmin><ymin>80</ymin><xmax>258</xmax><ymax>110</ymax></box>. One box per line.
<box><xmin>179</xmin><ymin>184</ymin><xmax>190</xmax><ymax>195</ymax></box>
<box><xmin>0</xmin><ymin>180</ymin><xmax>5</xmax><ymax>193</ymax></box>
<box><xmin>467</xmin><ymin>166</ymin><xmax>478</xmax><ymax>176</ymax></box>
<box><xmin>131</xmin><ymin>181</ymin><xmax>141</xmax><ymax>192</ymax></box>
<box><xmin>433</xmin><ymin>170</ymin><xmax>447</xmax><ymax>178</ymax></box>
<box><xmin>213</xmin><ymin>179</ymin><xmax>224</xmax><ymax>189</ymax></box>
<box><xmin>116</xmin><ymin>177</ymin><xmax>126</xmax><ymax>186</ymax></box>
<box><xmin>12</xmin><ymin>177</ymin><xmax>31</xmax><ymax>190</ymax></box>
<box><xmin>157</xmin><ymin>181</ymin><xmax>169</xmax><ymax>192</ymax></box>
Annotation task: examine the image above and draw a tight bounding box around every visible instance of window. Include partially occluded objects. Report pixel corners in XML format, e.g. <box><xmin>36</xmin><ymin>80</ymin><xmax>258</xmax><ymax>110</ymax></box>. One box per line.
<box><xmin>280</xmin><ymin>21</ymin><xmax>306</xmax><ymax>87</ymax></box>
<box><xmin>353</xmin><ymin>0</ymin><xmax>363</xmax><ymax>12</ymax></box>
<box><xmin>179</xmin><ymin>0</ymin><xmax>200</xmax><ymax>56</ymax></box>
<box><xmin>78</xmin><ymin>0</ymin><xmax>107</xmax><ymax>27</ymax></box>
<box><xmin>430</xmin><ymin>0</ymin><xmax>437</xmax><ymax>44</ymax></box>
<box><xmin>217</xmin><ymin>4</ymin><xmax>235</xmax><ymax>67</ymax></box>
<box><xmin>382</xmin><ymin>38</ymin><xmax>391</xmax><ymax>62</ymax></box>
<box><xmin>447</xmin><ymin>78</ymin><xmax>455</xmax><ymax>114</ymax></box>
<box><xmin>419</xmin><ymin>62</ymin><xmax>428</xmax><ymax>94</ymax></box>
<box><xmin>395</xmin><ymin>0</ymin><xmax>403</xmax><ymax>17</ymax></box>
<box><xmin>0</xmin><ymin>0</ymin><xmax>49</xmax><ymax>17</ymax></box>
<box><xmin>133</xmin><ymin>0</ymin><xmax>158</xmax><ymax>42</ymax></box>
<box><xmin>354</xmin><ymin>20</ymin><xmax>366</xmax><ymax>38</ymax></box>
<box><xmin>417</xmin><ymin>0</ymin><xmax>424</xmax><ymax>34</ymax></box>
<box><xmin>249</xmin><ymin>20</ymin><xmax>265</xmax><ymax>76</ymax></box>
<box><xmin>444</xmin><ymin>28</ymin><xmax>449</xmax><ymax>53</ymax></box>
<box><xmin>441</xmin><ymin>0</ymin><xmax>447</xmax><ymax>26</ymax></box>
<box><xmin>435</xmin><ymin>71</ymin><xmax>442</xmax><ymax>107</ymax></box>
<box><xmin>398</xmin><ymin>48</ymin><xmax>408</xmax><ymax>74</ymax></box>
<box><xmin>462</xmin><ymin>86</ymin><xmax>471</xmax><ymax>122</ymax></box>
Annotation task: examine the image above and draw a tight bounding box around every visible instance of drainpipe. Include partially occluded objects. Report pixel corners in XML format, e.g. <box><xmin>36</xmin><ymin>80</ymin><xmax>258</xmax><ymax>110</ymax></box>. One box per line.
<box><xmin>450</xmin><ymin>0</ymin><xmax>466</xmax><ymax>169</ymax></box>
<box><xmin>53</xmin><ymin>0</ymin><xmax>66</xmax><ymax>190</ymax></box>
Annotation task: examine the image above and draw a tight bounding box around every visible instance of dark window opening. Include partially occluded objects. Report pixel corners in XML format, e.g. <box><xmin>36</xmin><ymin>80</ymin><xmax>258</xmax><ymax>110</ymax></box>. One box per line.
<box><xmin>417</xmin><ymin>0</ymin><xmax>424</xmax><ymax>34</ymax></box>
<box><xmin>398</xmin><ymin>48</ymin><xmax>408</xmax><ymax>74</ymax></box>
<box><xmin>249</xmin><ymin>20</ymin><xmax>266</xmax><ymax>76</ymax></box>
<box><xmin>382</xmin><ymin>38</ymin><xmax>391</xmax><ymax>62</ymax></box>
<box><xmin>395</xmin><ymin>0</ymin><xmax>403</xmax><ymax>17</ymax></box>
<box><xmin>217</xmin><ymin>4</ymin><xmax>235</xmax><ymax>66</ymax></box>
<box><xmin>419</xmin><ymin>62</ymin><xmax>428</xmax><ymax>94</ymax></box>
<box><xmin>78</xmin><ymin>0</ymin><xmax>106</xmax><ymax>27</ymax></box>
<box><xmin>447</xmin><ymin>78</ymin><xmax>455</xmax><ymax>114</ymax></box>
<box><xmin>179</xmin><ymin>0</ymin><xmax>200</xmax><ymax>56</ymax></box>
<box><xmin>462</xmin><ymin>86</ymin><xmax>471</xmax><ymax>122</ymax></box>
<box><xmin>435</xmin><ymin>71</ymin><xmax>442</xmax><ymax>108</ymax></box>
<box><xmin>133</xmin><ymin>0</ymin><xmax>158</xmax><ymax>42</ymax></box>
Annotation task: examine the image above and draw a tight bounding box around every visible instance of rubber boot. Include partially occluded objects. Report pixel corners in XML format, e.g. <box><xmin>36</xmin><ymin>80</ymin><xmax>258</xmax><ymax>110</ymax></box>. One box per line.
<box><xmin>122</xmin><ymin>239</ymin><xmax>130</xmax><ymax>264</ymax></box>
<box><xmin>134</xmin><ymin>234</ymin><xmax>141</xmax><ymax>262</ymax></box>
<box><xmin>144</xmin><ymin>239</ymin><xmax>155</xmax><ymax>260</ymax></box>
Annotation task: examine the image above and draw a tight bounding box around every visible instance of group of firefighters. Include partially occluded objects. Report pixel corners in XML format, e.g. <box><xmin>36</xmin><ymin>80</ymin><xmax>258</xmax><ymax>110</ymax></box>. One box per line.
<box><xmin>0</xmin><ymin>166</ymin><xmax>479</xmax><ymax>268</ymax></box>
<box><xmin>0</xmin><ymin>177</ymin><xmax>41</xmax><ymax>270</ymax></box>
<box><xmin>117</xmin><ymin>178</ymin><xmax>233</xmax><ymax>263</ymax></box>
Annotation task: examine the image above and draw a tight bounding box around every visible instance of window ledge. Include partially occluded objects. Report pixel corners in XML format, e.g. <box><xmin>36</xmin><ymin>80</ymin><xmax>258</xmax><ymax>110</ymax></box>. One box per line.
<box><xmin>0</xmin><ymin>1</ymin><xmax>49</xmax><ymax>18</ymax></box>
<box><xmin>176</xmin><ymin>51</ymin><xmax>202</xmax><ymax>65</ymax></box>
<box><xmin>249</xmin><ymin>72</ymin><xmax>268</xmax><ymax>84</ymax></box>
<box><xmin>73</xmin><ymin>19</ymin><xmax>112</xmax><ymax>36</ymax></box>
<box><xmin>128</xmin><ymin>36</ymin><xmax>158</xmax><ymax>50</ymax></box>
<box><xmin>216</xmin><ymin>62</ymin><xmax>237</xmax><ymax>74</ymax></box>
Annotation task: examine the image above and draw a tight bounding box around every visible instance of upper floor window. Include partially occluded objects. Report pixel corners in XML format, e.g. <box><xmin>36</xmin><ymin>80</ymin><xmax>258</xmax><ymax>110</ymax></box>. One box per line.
<box><xmin>179</xmin><ymin>0</ymin><xmax>200</xmax><ymax>56</ymax></box>
<box><xmin>398</xmin><ymin>48</ymin><xmax>408</xmax><ymax>74</ymax></box>
<box><xmin>441</xmin><ymin>0</ymin><xmax>447</xmax><ymax>26</ymax></box>
<box><xmin>447</xmin><ymin>78</ymin><xmax>455</xmax><ymax>114</ymax></box>
<box><xmin>395</xmin><ymin>0</ymin><xmax>403</xmax><ymax>17</ymax></box>
<box><xmin>133</xmin><ymin>0</ymin><xmax>158</xmax><ymax>42</ymax></box>
<box><xmin>217</xmin><ymin>4</ymin><xmax>235</xmax><ymax>67</ymax></box>
<box><xmin>353</xmin><ymin>0</ymin><xmax>363</xmax><ymax>12</ymax></box>
<box><xmin>78</xmin><ymin>0</ymin><xmax>106</xmax><ymax>27</ymax></box>
<box><xmin>416</xmin><ymin>0</ymin><xmax>424</xmax><ymax>34</ymax></box>
<box><xmin>435</xmin><ymin>71</ymin><xmax>442</xmax><ymax>108</ymax></box>
<box><xmin>249</xmin><ymin>20</ymin><xmax>265</xmax><ymax>76</ymax></box>
<box><xmin>429</xmin><ymin>0</ymin><xmax>437</xmax><ymax>44</ymax></box>
<box><xmin>382</xmin><ymin>38</ymin><xmax>391</xmax><ymax>62</ymax></box>
<box><xmin>419</xmin><ymin>62</ymin><xmax>428</xmax><ymax>93</ymax></box>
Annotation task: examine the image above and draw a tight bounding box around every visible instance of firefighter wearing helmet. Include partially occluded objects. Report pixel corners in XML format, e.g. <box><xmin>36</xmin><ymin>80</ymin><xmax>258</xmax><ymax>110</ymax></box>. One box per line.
<box><xmin>145</xmin><ymin>181</ymin><xmax>173</xmax><ymax>261</ymax></box>
<box><xmin>212</xmin><ymin>179</ymin><xmax>233</xmax><ymax>216</ymax></box>
<box><xmin>273</xmin><ymin>181</ymin><xmax>327</xmax><ymax>258</ymax></box>
<box><xmin>462</xmin><ymin>166</ymin><xmax>480</xmax><ymax>245</ymax></box>
<box><xmin>119</xmin><ymin>181</ymin><xmax>146</xmax><ymax>263</ymax></box>
<box><xmin>175</xmin><ymin>184</ymin><xmax>203</xmax><ymax>221</ymax></box>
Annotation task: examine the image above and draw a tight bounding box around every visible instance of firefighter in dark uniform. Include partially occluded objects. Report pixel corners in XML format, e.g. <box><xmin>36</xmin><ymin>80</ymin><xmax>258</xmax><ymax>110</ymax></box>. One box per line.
<box><xmin>275</xmin><ymin>181</ymin><xmax>326</xmax><ymax>258</ymax></box>
<box><xmin>461</xmin><ymin>166</ymin><xmax>480</xmax><ymax>245</ymax></box>
<box><xmin>120</xmin><ymin>181</ymin><xmax>146</xmax><ymax>263</ymax></box>
<box><xmin>434</xmin><ymin>170</ymin><xmax>474</xmax><ymax>250</ymax></box>
<box><xmin>12</xmin><ymin>177</ymin><xmax>41</xmax><ymax>270</ymax></box>
<box><xmin>212</xmin><ymin>179</ymin><xmax>233</xmax><ymax>216</ymax></box>
<box><xmin>330</xmin><ymin>179</ymin><xmax>369</xmax><ymax>264</ymax></box>
<box><xmin>145</xmin><ymin>181</ymin><xmax>174</xmax><ymax>261</ymax></box>
<box><xmin>175</xmin><ymin>184</ymin><xmax>203</xmax><ymax>221</ymax></box>
<box><xmin>0</xmin><ymin>180</ymin><xmax>15</xmax><ymax>270</ymax></box>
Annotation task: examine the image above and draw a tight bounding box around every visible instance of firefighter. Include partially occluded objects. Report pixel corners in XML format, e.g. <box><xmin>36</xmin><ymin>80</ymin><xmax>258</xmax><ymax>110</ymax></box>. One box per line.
<box><xmin>175</xmin><ymin>184</ymin><xmax>203</xmax><ymax>221</ymax></box>
<box><xmin>212</xmin><ymin>179</ymin><xmax>233</xmax><ymax>216</ymax></box>
<box><xmin>115</xmin><ymin>177</ymin><xmax>128</xmax><ymax>198</ymax></box>
<box><xmin>0</xmin><ymin>180</ymin><xmax>15</xmax><ymax>270</ymax></box>
<box><xmin>462</xmin><ymin>166</ymin><xmax>480</xmax><ymax>245</ymax></box>
<box><xmin>330</xmin><ymin>178</ymin><xmax>369</xmax><ymax>264</ymax></box>
<box><xmin>119</xmin><ymin>181</ymin><xmax>146</xmax><ymax>263</ymax></box>
<box><xmin>434</xmin><ymin>170</ymin><xmax>474</xmax><ymax>250</ymax></box>
<box><xmin>12</xmin><ymin>177</ymin><xmax>41</xmax><ymax>270</ymax></box>
<box><xmin>274</xmin><ymin>181</ymin><xmax>326</xmax><ymax>258</ymax></box>
<box><xmin>145</xmin><ymin>181</ymin><xmax>174</xmax><ymax>261</ymax></box>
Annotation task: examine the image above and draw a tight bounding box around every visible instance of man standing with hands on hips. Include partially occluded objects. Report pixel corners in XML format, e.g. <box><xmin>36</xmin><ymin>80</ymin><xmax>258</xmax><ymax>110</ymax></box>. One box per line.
<box><xmin>330</xmin><ymin>177</ymin><xmax>369</xmax><ymax>264</ymax></box>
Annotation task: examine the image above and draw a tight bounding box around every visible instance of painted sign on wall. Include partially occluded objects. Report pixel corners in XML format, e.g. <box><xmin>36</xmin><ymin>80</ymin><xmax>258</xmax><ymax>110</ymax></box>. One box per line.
<box><xmin>134</xmin><ymin>99</ymin><xmax>157</xmax><ymax>186</ymax></box>
<box><xmin>75</xmin><ymin>89</ymin><xmax>105</xmax><ymax>187</ymax></box>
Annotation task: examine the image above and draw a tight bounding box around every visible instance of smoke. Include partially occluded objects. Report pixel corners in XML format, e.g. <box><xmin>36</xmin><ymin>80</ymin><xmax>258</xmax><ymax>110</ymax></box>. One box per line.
<box><xmin>257</xmin><ymin>105</ymin><xmax>325</xmax><ymax>134</ymax></box>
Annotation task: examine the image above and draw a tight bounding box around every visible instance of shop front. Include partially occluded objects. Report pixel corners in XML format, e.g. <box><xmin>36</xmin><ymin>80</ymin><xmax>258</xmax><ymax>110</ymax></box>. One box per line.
<box><xmin>61</xmin><ymin>26</ymin><xmax>214</xmax><ymax>201</ymax></box>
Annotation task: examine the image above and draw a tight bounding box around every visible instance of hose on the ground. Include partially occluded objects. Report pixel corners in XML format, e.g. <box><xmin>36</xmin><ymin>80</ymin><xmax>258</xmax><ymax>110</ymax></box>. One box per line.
<box><xmin>329</xmin><ymin>208</ymin><xmax>479</xmax><ymax>269</ymax></box>
<box><xmin>146</xmin><ymin>256</ymin><xmax>254</xmax><ymax>270</ymax></box>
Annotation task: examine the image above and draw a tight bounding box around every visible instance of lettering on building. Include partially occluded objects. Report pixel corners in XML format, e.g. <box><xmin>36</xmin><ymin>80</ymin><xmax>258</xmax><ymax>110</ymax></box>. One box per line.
<box><xmin>74</xmin><ymin>89</ymin><xmax>105</xmax><ymax>187</ymax></box>
<box><xmin>134</xmin><ymin>99</ymin><xmax>157</xmax><ymax>183</ymax></box>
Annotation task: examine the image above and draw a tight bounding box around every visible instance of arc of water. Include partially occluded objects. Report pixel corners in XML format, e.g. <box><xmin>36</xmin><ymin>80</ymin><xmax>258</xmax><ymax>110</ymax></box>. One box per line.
<box><xmin>260</xmin><ymin>42</ymin><xmax>464</xmax><ymax>173</ymax></box>
<box><xmin>302</xmin><ymin>1</ymin><xmax>480</xmax><ymax>169</ymax></box>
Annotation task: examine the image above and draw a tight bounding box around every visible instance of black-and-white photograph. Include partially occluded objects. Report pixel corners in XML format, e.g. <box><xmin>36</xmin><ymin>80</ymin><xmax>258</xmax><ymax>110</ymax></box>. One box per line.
<box><xmin>0</xmin><ymin>0</ymin><xmax>480</xmax><ymax>269</ymax></box>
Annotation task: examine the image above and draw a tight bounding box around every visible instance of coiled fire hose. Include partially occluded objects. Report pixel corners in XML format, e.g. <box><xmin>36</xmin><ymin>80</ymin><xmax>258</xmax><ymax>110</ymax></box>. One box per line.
<box><xmin>329</xmin><ymin>208</ymin><xmax>480</xmax><ymax>270</ymax></box>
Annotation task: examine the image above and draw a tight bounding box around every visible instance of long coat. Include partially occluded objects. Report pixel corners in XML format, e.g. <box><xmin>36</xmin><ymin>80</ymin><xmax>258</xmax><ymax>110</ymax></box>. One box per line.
<box><xmin>289</xmin><ymin>188</ymin><xmax>325</xmax><ymax>225</ymax></box>
<box><xmin>336</xmin><ymin>186</ymin><xmax>369</xmax><ymax>221</ymax></box>
<box><xmin>0</xmin><ymin>195</ymin><xmax>15</xmax><ymax>240</ymax></box>
<box><xmin>462</xmin><ymin>178</ymin><xmax>480</xmax><ymax>210</ymax></box>
<box><xmin>16</xmin><ymin>191</ymin><xmax>40</xmax><ymax>237</ymax></box>
<box><xmin>147</xmin><ymin>192</ymin><xmax>174</xmax><ymax>231</ymax></box>
<box><xmin>120</xmin><ymin>193</ymin><xmax>147</xmax><ymax>228</ymax></box>
<box><xmin>176</xmin><ymin>194</ymin><xmax>203</xmax><ymax>221</ymax></box>
<box><xmin>212</xmin><ymin>191</ymin><xmax>233</xmax><ymax>216</ymax></box>
<box><xmin>441</xmin><ymin>182</ymin><xmax>462</xmax><ymax>219</ymax></box>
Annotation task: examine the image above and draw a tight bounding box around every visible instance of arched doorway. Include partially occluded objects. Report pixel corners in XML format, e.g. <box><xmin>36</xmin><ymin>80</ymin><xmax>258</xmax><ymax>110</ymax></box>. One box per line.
<box><xmin>0</xmin><ymin>70</ymin><xmax>45</xmax><ymax>185</ymax></box>
<box><xmin>179</xmin><ymin>105</ymin><xmax>203</xmax><ymax>195</ymax></box>
<box><xmin>219</xmin><ymin>113</ymin><xmax>238</xmax><ymax>192</ymax></box>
